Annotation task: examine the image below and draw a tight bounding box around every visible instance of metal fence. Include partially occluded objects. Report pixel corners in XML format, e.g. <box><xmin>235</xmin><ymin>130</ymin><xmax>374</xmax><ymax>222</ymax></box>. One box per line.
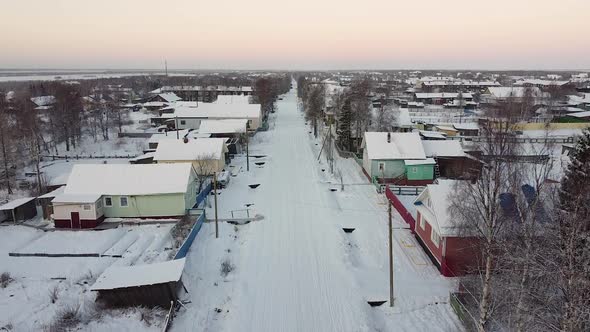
<box><xmin>195</xmin><ymin>182</ymin><xmax>212</xmax><ymax>208</ymax></box>
<box><xmin>174</xmin><ymin>212</ymin><xmax>206</xmax><ymax>260</ymax></box>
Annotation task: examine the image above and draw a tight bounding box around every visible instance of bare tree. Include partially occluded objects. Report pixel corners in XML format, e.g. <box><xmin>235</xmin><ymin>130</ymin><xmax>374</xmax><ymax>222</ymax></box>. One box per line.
<box><xmin>450</xmin><ymin>114</ymin><xmax>521</xmax><ymax>331</ymax></box>
<box><xmin>193</xmin><ymin>153</ymin><xmax>218</xmax><ymax>192</ymax></box>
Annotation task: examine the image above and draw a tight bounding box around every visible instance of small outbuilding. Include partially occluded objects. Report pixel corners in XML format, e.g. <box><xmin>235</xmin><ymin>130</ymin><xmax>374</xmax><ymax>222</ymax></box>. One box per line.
<box><xmin>91</xmin><ymin>258</ymin><xmax>186</xmax><ymax>307</ymax></box>
<box><xmin>0</xmin><ymin>197</ymin><xmax>37</xmax><ymax>222</ymax></box>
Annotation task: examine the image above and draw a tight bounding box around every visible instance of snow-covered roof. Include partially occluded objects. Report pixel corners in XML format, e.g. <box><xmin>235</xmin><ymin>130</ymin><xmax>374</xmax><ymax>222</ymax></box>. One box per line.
<box><xmin>52</xmin><ymin>193</ymin><xmax>102</xmax><ymax>204</ymax></box>
<box><xmin>0</xmin><ymin>197</ymin><xmax>35</xmax><ymax>211</ymax></box>
<box><xmin>362</xmin><ymin>132</ymin><xmax>426</xmax><ymax>160</ymax></box>
<box><xmin>91</xmin><ymin>258</ymin><xmax>185</xmax><ymax>291</ymax></box>
<box><xmin>38</xmin><ymin>186</ymin><xmax>65</xmax><ymax>199</ymax></box>
<box><xmin>148</xmin><ymin>130</ymin><xmax>191</xmax><ymax>144</ymax></box>
<box><xmin>161</xmin><ymin>104</ymin><xmax>261</xmax><ymax>120</ymax></box>
<box><xmin>514</xmin><ymin>79</ymin><xmax>569</xmax><ymax>87</ymax></box>
<box><xmin>421</xmin><ymin>140</ymin><xmax>466</xmax><ymax>158</ymax></box>
<box><xmin>567</xmin><ymin>111</ymin><xmax>590</xmax><ymax>118</ymax></box>
<box><xmin>30</xmin><ymin>95</ymin><xmax>56</xmax><ymax>107</ymax></box>
<box><xmin>452</xmin><ymin>123</ymin><xmax>479</xmax><ymax>131</ymax></box>
<box><xmin>419</xmin><ymin>130</ymin><xmax>447</xmax><ymax>139</ymax></box>
<box><xmin>153</xmin><ymin>138</ymin><xmax>227</xmax><ymax>161</ymax></box>
<box><xmin>62</xmin><ymin>164</ymin><xmax>194</xmax><ymax>196</ymax></box>
<box><xmin>397</xmin><ymin>108</ymin><xmax>412</xmax><ymax>127</ymax></box>
<box><xmin>214</xmin><ymin>95</ymin><xmax>251</xmax><ymax>104</ymax></box>
<box><xmin>415</xmin><ymin>92</ymin><xmax>472</xmax><ymax>99</ymax></box>
<box><xmin>414</xmin><ymin>179</ymin><xmax>461</xmax><ymax>237</ymax></box>
<box><xmin>404</xmin><ymin>158</ymin><xmax>436</xmax><ymax>166</ymax></box>
<box><xmin>435</xmin><ymin>125</ymin><xmax>458</xmax><ymax>132</ymax></box>
<box><xmin>158</xmin><ymin>93</ymin><xmax>182</xmax><ymax>103</ymax></box>
<box><xmin>487</xmin><ymin>87</ymin><xmax>543</xmax><ymax>99</ymax></box>
<box><xmin>197</xmin><ymin>119</ymin><xmax>247</xmax><ymax>134</ymax></box>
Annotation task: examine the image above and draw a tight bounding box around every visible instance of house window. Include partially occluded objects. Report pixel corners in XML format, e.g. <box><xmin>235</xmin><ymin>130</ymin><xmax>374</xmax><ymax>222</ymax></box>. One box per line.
<box><xmin>104</xmin><ymin>197</ymin><xmax>112</xmax><ymax>207</ymax></box>
<box><xmin>180</xmin><ymin>120</ymin><xmax>186</xmax><ymax>125</ymax></box>
<box><xmin>412</xmin><ymin>167</ymin><xmax>418</xmax><ymax>173</ymax></box>
<box><xmin>378</xmin><ymin>162</ymin><xmax>386</xmax><ymax>171</ymax></box>
<box><xmin>83</xmin><ymin>204</ymin><xmax>91</xmax><ymax>211</ymax></box>
<box><xmin>120</xmin><ymin>196</ymin><xmax>129</xmax><ymax>207</ymax></box>
<box><xmin>431</xmin><ymin>229</ymin><xmax>441</xmax><ymax>248</ymax></box>
<box><xmin>419</xmin><ymin>215</ymin><xmax>426</xmax><ymax>230</ymax></box>
<box><xmin>96</xmin><ymin>199</ymin><xmax>103</xmax><ymax>209</ymax></box>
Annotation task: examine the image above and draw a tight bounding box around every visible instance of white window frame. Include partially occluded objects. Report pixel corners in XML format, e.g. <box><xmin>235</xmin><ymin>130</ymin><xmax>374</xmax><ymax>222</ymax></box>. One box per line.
<box><xmin>378</xmin><ymin>162</ymin><xmax>386</xmax><ymax>171</ymax></box>
<box><xmin>120</xmin><ymin>196</ymin><xmax>129</xmax><ymax>207</ymax></box>
<box><xmin>104</xmin><ymin>196</ymin><xmax>113</xmax><ymax>207</ymax></box>
<box><xmin>83</xmin><ymin>204</ymin><xmax>91</xmax><ymax>211</ymax></box>
<box><xmin>180</xmin><ymin>120</ymin><xmax>186</xmax><ymax>125</ymax></box>
<box><xmin>96</xmin><ymin>199</ymin><xmax>103</xmax><ymax>209</ymax></box>
<box><xmin>419</xmin><ymin>215</ymin><xmax>426</xmax><ymax>230</ymax></box>
<box><xmin>412</xmin><ymin>166</ymin><xmax>418</xmax><ymax>173</ymax></box>
<box><xmin>431</xmin><ymin>229</ymin><xmax>441</xmax><ymax>248</ymax></box>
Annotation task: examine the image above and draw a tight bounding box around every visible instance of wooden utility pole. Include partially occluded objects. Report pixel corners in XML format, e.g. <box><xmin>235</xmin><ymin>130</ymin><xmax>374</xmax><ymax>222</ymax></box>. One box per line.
<box><xmin>388</xmin><ymin>202</ymin><xmax>394</xmax><ymax>307</ymax></box>
<box><xmin>213</xmin><ymin>172</ymin><xmax>219</xmax><ymax>238</ymax></box>
<box><xmin>246</xmin><ymin>135</ymin><xmax>250</xmax><ymax>172</ymax></box>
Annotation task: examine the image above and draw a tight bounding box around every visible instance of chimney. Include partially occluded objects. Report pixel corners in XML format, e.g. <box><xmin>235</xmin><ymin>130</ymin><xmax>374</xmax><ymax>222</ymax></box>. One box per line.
<box><xmin>387</xmin><ymin>132</ymin><xmax>391</xmax><ymax>143</ymax></box>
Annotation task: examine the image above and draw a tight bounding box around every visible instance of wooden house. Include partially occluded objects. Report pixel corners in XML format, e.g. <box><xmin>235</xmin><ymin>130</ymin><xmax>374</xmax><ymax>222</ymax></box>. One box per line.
<box><xmin>421</xmin><ymin>140</ymin><xmax>481</xmax><ymax>179</ymax></box>
<box><xmin>413</xmin><ymin>180</ymin><xmax>479</xmax><ymax>276</ymax></box>
<box><xmin>52</xmin><ymin>164</ymin><xmax>198</xmax><ymax>228</ymax></box>
<box><xmin>360</xmin><ymin>132</ymin><xmax>434</xmax><ymax>185</ymax></box>
<box><xmin>0</xmin><ymin>197</ymin><xmax>37</xmax><ymax>222</ymax></box>
<box><xmin>153</xmin><ymin>137</ymin><xmax>228</xmax><ymax>175</ymax></box>
<box><xmin>91</xmin><ymin>258</ymin><xmax>186</xmax><ymax>307</ymax></box>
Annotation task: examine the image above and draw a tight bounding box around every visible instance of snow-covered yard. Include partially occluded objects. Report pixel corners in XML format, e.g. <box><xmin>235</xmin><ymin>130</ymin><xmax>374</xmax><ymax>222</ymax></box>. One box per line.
<box><xmin>172</xmin><ymin>85</ymin><xmax>462</xmax><ymax>331</ymax></box>
<box><xmin>0</xmin><ymin>223</ymin><xmax>175</xmax><ymax>331</ymax></box>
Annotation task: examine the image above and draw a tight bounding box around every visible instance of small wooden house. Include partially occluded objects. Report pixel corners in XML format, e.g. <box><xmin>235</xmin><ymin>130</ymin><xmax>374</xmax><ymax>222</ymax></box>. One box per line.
<box><xmin>0</xmin><ymin>197</ymin><xmax>37</xmax><ymax>222</ymax></box>
<box><xmin>91</xmin><ymin>258</ymin><xmax>186</xmax><ymax>307</ymax></box>
<box><xmin>360</xmin><ymin>132</ymin><xmax>434</xmax><ymax>185</ymax></box>
<box><xmin>413</xmin><ymin>180</ymin><xmax>479</xmax><ymax>276</ymax></box>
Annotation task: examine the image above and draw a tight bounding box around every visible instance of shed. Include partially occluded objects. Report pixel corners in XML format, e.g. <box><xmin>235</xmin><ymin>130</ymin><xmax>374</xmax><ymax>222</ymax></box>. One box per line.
<box><xmin>0</xmin><ymin>197</ymin><xmax>37</xmax><ymax>222</ymax></box>
<box><xmin>91</xmin><ymin>259</ymin><xmax>186</xmax><ymax>307</ymax></box>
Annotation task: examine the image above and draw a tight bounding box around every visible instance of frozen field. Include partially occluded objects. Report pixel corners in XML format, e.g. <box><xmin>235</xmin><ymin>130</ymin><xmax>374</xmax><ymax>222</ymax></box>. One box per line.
<box><xmin>173</xmin><ymin>84</ymin><xmax>461</xmax><ymax>331</ymax></box>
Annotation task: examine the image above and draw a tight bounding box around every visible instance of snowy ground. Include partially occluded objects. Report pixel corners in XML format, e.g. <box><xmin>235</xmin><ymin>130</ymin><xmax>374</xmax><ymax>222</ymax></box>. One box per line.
<box><xmin>173</xmin><ymin>85</ymin><xmax>462</xmax><ymax>331</ymax></box>
<box><xmin>0</xmin><ymin>223</ymin><xmax>174</xmax><ymax>331</ymax></box>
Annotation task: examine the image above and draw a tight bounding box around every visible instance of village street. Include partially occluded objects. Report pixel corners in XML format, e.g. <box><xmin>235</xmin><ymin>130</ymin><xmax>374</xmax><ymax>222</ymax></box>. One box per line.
<box><xmin>174</xmin><ymin>84</ymin><xmax>462</xmax><ymax>332</ymax></box>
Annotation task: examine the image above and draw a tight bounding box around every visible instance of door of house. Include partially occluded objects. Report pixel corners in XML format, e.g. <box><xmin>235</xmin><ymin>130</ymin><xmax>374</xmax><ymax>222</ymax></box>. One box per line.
<box><xmin>71</xmin><ymin>212</ymin><xmax>81</xmax><ymax>228</ymax></box>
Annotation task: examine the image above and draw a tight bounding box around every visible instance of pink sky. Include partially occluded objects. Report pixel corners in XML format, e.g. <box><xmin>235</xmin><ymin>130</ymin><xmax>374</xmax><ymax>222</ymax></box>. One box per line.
<box><xmin>1</xmin><ymin>0</ymin><xmax>589</xmax><ymax>70</ymax></box>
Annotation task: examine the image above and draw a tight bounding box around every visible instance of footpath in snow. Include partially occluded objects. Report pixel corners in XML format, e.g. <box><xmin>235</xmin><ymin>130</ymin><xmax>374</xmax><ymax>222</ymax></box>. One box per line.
<box><xmin>173</xmin><ymin>85</ymin><xmax>463</xmax><ymax>332</ymax></box>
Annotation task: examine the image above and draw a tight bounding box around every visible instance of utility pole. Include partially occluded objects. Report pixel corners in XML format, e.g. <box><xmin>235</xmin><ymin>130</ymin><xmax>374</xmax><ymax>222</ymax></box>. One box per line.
<box><xmin>246</xmin><ymin>134</ymin><xmax>250</xmax><ymax>172</ymax></box>
<box><xmin>165</xmin><ymin>59</ymin><xmax>168</xmax><ymax>77</ymax></box>
<box><xmin>388</xmin><ymin>202</ymin><xmax>394</xmax><ymax>307</ymax></box>
<box><xmin>213</xmin><ymin>172</ymin><xmax>219</xmax><ymax>238</ymax></box>
<box><xmin>175</xmin><ymin>116</ymin><xmax>179</xmax><ymax>139</ymax></box>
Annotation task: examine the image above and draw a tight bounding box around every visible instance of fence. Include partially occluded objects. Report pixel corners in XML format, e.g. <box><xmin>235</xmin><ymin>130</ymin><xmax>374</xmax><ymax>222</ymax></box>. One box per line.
<box><xmin>446</xmin><ymin>135</ymin><xmax>577</xmax><ymax>144</ymax></box>
<box><xmin>174</xmin><ymin>212</ymin><xmax>206</xmax><ymax>260</ymax></box>
<box><xmin>385</xmin><ymin>186</ymin><xmax>416</xmax><ymax>232</ymax></box>
<box><xmin>450</xmin><ymin>292</ymin><xmax>477</xmax><ymax>331</ymax></box>
<box><xmin>162</xmin><ymin>301</ymin><xmax>175</xmax><ymax>332</ymax></box>
<box><xmin>195</xmin><ymin>182</ymin><xmax>212</xmax><ymax>208</ymax></box>
<box><xmin>41</xmin><ymin>154</ymin><xmax>138</xmax><ymax>160</ymax></box>
<box><xmin>118</xmin><ymin>132</ymin><xmax>153</xmax><ymax>138</ymax></box>
<box><xmin>388</xmin><ymin>185</ymin><xmax>425</xmax><ymax>196</ymax></box>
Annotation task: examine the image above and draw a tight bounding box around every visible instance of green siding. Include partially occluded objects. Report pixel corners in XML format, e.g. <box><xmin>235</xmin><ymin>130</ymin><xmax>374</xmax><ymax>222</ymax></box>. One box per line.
<box><xmin>405</xmin><ymin>164</ymin><xmax>434</xmax><ymax>180</ymax></box>
<box><xmin>102</xmin><ymin>193</ymin><xmax>190</xmax><ymax>218</ymax></box>
<box><xmin>370</xmin><ymin>159</ymin><xmax>406</xmax><ymax>179</ymax></box>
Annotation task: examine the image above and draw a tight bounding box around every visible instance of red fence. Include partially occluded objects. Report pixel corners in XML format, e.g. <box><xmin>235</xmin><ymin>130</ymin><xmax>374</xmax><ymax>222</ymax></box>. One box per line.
<box><xmin>385</xmin><ymin>186</ymin><xmax>416</xmax><ymax>232</ymax></box>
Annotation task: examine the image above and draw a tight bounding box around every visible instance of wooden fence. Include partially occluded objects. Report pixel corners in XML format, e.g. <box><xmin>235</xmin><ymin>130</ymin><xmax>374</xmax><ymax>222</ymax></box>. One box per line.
<box><xmin>41</xmin><ymin>154</ymin><xmax>138</xmax><ymax>160</ymax></box>
<box><xmin>385</xmin><ymin>186</ymin><xmax>417</xmax><ymax>232</ymax></box>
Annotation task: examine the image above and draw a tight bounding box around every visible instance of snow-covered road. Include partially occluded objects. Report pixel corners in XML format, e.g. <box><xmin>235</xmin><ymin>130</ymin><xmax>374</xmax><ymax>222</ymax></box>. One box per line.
<box><xmin>174</xmin><ymin>84</ymin><xmax>462</xmax><ymax>332</ymax></box>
